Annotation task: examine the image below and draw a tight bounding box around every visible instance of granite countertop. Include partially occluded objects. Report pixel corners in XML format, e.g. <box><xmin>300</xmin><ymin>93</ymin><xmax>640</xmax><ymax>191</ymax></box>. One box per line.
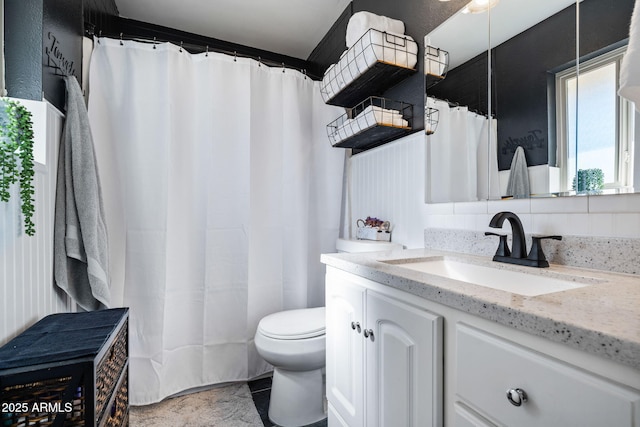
<box><xmin>321</xmin><ymin>248</ymin><xmax>640</xmax><ymax>370</ymax></box>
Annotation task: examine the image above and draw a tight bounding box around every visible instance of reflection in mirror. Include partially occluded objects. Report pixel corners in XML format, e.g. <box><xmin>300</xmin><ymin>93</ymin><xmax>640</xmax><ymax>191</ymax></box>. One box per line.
<box><xmin>424</xmin><ymin>0</ymin><xmax>636</xmax><ymax>203</ymax></box>
<box><xmin>424</xmin><ymin>8</ymin><xmax>493</xmax><ymax>203</ymax></box>
<box><xmin>571</xmin><ymin>0</ymin><xmax>637</xmax><ymax>194</ymax></box>
<box><xmin>491</xmin><ymin>0</ymin><xmax>577</xmax><ymax>198</ymax></box>
<box><xmin>558</xmin><ymin>46</ymin><xmax>633</xmax><ymax>192</ymax></box>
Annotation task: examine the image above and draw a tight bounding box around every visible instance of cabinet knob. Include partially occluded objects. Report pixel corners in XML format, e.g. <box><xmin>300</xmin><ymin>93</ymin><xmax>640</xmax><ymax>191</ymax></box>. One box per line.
<box><xmin>351</xmin><ymin>321</ymin><xmax>361</xmax><ymax>333</ymax></box>
<box><xmin>506</xmin><ymin>388</ymin><xmax>528</xmax><ymax>407</ymax></box>
<box><xmin>363</xmin><ymin>329</ymin><xmax>374</xmax><ymax>341</ymax></box>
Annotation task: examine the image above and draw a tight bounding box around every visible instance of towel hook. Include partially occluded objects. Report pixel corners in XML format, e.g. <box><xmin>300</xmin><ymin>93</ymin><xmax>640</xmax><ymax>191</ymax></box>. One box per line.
<box><xmin>119</xmin><ymin>33</ymin><xmax>123</xmax><ymax>46</ymax></box>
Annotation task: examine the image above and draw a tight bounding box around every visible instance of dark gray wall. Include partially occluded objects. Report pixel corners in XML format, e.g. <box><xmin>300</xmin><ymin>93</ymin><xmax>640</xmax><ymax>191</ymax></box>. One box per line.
<box><xmin>4</xmin><ymin>0</ymin><xmax>118</xmax><ymax>111</ymax></box>
<box><xmin>5</xmin><ymin>1</ymin><xmax>45</xmax><ymax>102</ymax></box>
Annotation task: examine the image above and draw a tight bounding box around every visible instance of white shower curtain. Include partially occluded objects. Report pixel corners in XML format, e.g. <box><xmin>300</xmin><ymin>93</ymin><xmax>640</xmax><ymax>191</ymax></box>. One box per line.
<box><xmin>88</xmin><ymin>38</ymin><xmax>344</xmax><ymax>405</ymax></box>
<box><xmin>425</xmin><ymin>97</ymin><xmax>499</xmax><ymax>203</ymax></box>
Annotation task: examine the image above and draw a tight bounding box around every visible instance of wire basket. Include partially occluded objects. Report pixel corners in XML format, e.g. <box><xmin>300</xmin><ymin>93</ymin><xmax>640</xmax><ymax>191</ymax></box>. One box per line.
<box><xmin>327</xmin><ymin>97</ymin><xmax>412</xmax><ymax>146</ymax></box>
<box><xmin>424</xmin><ymin>45</ymin><xmax>449</xmax><ymax>89</ymax></box>
<box><xmin>320</xmin><ymin>28</ymin><xmax>418</xmax><ymax>104</ymax></box>
<box><xmin>425</xmin><ymin>107</ymin><xmax>440</xmax><ymax>135</ymax></box>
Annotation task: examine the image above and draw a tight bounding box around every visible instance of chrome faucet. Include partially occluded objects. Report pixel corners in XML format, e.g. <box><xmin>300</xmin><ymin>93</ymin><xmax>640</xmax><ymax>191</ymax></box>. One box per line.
<box><xmin>485</xmin><ymin>211</ymin><xmax>562</xmax><ymax>268</ymax></box>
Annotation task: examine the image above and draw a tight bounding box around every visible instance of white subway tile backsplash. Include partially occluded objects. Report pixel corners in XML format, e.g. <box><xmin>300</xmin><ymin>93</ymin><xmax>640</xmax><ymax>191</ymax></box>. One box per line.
<box><xmin>612</xmin><ymin>213</ymin><xmax>640</xmax><ymax>238</ymax></box>
<box><xmin>530</xmin><ymin>195</ymin><xmax>588</xmax><ymax>213</ymax></box>
<box><xmin>425</xmin><ymin>202</ymin><xmax>455</xmax><ymax>214</ymax></box>
<box><xmin>588</xmin><ymin>193</ymin><xmax>640</xmax><ymax>213</ymax></box>
<box><xmin>563</xmin><ymin>213</ymin><xmax>590</xmax><ymax>236</ymax></box>
<box><xmin>454</xmin><ymin>200</ymin><xmax>488</xmax><ymax>214</ymax></box>
<box><xmin>588</xmin><ymin>213</ymin><xmax>615</xmax><ymax>237</ymax></box>
<box><xmin>487</xmin><ymin>198</ymin><xmax>531</xmax><ymax>214</ymax></box>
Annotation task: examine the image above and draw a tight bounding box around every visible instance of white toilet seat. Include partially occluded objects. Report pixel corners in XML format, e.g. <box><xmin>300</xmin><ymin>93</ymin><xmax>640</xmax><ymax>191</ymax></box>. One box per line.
<box><xmin>257</xmin><ymin>307</ymin><xmax>325</xmax><ymax>339</ymax></box>
<box><xmin>255</xmin><ymin>307</ymin><xmax>326</xmax><ymax>372</ymax></box>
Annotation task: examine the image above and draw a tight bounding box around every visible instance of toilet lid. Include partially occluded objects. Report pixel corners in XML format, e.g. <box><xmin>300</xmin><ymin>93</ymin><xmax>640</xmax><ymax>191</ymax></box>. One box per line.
<box><xmin>257</xmin><ymin>307</ymin><xmax>325</xmax><ymax>340</ymax></box>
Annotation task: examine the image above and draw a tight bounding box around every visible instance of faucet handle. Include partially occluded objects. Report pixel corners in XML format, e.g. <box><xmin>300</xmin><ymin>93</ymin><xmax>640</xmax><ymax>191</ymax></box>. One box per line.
<box><xmin>527</xmin><ymin>235</ymin><xmax>562</xmax><ymax>267</ymax></box>
<box><xmin>485</xmin><ymin>232</ymin><xmax>511</xmax><ymax>257</ymax></box>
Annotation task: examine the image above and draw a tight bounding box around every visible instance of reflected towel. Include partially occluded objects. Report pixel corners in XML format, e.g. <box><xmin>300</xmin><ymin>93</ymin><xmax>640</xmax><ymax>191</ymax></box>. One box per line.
<box><xmin>355</xmin><ymin>105</ymin><xmax>407</xmax><ymax>128</ymax></box>
<box><xmin>346</xmin><ymin>11</ymin><xmax>405</xmax><ymax>48</ymax></box>
<box><xmin>506</xmin><ymin>146</ymin><xmax>530</xmax><ymax>198</ymax></box>
<box><xmin>54</xmin><ymin>76</ymin><xmax>110</xmax><ymax>310</ymax></box>
<box><xmin>425</xmin><ymin>46</ymin><xmax>448</xmax><ymax>76</ymax></box>
<box><xmin>619</xmin><ymin>0</ymin><xmax>640</xmax><ymax>110</ymax></box>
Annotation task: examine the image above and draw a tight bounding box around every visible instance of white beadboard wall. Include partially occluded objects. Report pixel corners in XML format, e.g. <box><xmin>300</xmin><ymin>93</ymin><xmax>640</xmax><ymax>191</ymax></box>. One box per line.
<box><xmin>348</xmin><ymin>132</ymin><xmax>640</xmax><ymax>250</ymax></box>
<box><xmin>348</xmin><ymin>132</ymin><xmax>429</xmax><ymax>249</ymax></box>
<box><xmin>0</xmin><ymin>99</ymin><xmax>72</xmax><ymax>346</ymax></box>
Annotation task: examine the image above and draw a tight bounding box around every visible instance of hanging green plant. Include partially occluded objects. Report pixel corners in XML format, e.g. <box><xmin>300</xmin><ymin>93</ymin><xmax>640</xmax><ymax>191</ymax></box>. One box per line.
<box><xmin>0</xmin><ymin>98</ymin><xmax>36</xmax><ymax>236</ymax></box>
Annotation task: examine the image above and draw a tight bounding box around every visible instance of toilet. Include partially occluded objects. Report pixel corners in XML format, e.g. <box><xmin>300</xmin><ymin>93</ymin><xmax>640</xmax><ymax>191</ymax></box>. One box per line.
<box><xmin>254</xmin><ymin>238</ymin><xmax>403</xmax><ymax>427</ymax></box>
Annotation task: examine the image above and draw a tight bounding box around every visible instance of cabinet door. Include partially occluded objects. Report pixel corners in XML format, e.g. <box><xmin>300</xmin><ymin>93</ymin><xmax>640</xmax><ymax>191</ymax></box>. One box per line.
<box><xmin>326</xmin><ymin>276</ymin><xmax>366</xmax><ymax>427</ymax></box>
<box><xmin>365</xmin><ymin>291</ymin><xmax>443</xmax><ymax>427</ymax></box>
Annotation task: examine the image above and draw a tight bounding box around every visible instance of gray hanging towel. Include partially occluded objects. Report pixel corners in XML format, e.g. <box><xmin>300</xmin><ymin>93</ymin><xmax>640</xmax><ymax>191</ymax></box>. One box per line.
<box><xmin>506</xmin><ymin>146</ymin><xmax>530</xmax><ymax>198</ymax></box>
<box><xmin>54</xmin><ymin>76</ymin><xmax>110</xmax><ymax>311</ymax></box>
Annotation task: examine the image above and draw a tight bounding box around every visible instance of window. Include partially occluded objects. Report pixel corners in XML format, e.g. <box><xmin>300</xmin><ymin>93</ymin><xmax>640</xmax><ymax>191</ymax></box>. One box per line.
<box><xmin>556</xmin><ymin>46</ymin><xmax>634</xmax><ymax>192</ymax></box>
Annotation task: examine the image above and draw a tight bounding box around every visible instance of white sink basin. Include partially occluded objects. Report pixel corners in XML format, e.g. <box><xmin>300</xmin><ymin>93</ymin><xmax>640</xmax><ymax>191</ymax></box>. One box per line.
<box><xmin>382</xmin><ymin>257</ymin><xmax>592</xmax><ymax>296</ymax></box>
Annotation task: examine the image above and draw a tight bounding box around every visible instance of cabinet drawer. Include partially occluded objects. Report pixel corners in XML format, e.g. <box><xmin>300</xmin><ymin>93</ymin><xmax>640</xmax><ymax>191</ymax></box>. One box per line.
<box><xmin>456</xmin><ymin>323</ymin><xmax>640</xmax><ymax>427</ymax></box>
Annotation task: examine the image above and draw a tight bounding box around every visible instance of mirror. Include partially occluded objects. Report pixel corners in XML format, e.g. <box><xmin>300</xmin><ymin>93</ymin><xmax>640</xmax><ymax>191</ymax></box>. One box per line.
<box><xmin>424</xmin><ymin>0</ymin><xmax>636</xmax><ymax>203</ymax></box>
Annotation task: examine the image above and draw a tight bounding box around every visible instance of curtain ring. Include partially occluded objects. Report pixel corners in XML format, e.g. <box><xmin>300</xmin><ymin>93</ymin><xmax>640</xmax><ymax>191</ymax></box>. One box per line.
<box><xmin>119</xmin><ymin>33</ymin><xmax>123</xmax><ymax>46</ymax></box>
<box><xmin>234</xmin><ymin>51</ymin><xmax>237</xmax><ymax>62</ymax></box>
<box><xmin>258</xmin><ymin>56</ymin><xmax>262</xmax><ymax>67</ymax></box>
<box><xmin>153</xmin><ymin>37</ymin><xmax>157</xmax><ymax>49</ymax></box>
<box><xmin>303</xmin><ymin>69</ymin><xmax>307</xmax><ymax>80</ymax></box>
<box><xmin>205</xmin><ymin>46</ymin><xmax>209</xmax><ymax>57</ymax></box>
<box><xmin>179</xmin><ymin>41</ymin><xmax>183</xmax><ymax>52</ymax></box>
<box><xmin>282</xmin><ymin>62</ymin><xmax>285</xmax><ymax>73</ymax></box>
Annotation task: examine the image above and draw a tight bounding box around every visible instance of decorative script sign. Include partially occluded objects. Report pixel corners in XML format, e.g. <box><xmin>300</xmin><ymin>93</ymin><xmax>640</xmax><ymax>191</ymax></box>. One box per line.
<box><xmin>44</xmin><ymin>32</ymin><xmax>76</xmax><ymax>76</ymax></box>
<box><xmin>501</xmin><ymin>129</ymin><xmax>545</xmax><ymax>156</ymax></box>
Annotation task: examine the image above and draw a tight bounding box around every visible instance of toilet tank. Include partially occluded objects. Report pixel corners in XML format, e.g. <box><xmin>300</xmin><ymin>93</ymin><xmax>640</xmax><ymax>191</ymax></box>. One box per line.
<box><xmin>335</xmin><ymin>238</ymin><xmax>403</xmax><ymax>253</ymax></box>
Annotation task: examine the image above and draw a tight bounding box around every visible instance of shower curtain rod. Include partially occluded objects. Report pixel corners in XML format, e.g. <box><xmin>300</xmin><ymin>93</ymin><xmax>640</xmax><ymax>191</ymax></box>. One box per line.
<box><xmin>95</xmin><ymin>32</ymin><xmax>311</xmax><ymax>78</ymax></box>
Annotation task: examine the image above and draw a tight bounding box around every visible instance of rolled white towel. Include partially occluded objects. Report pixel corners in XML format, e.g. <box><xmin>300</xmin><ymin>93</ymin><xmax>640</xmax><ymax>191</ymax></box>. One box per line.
<box><xmin>355</xmin><ymin>105</ymin><xmax>408</xmax><ymax>128</ymax></box>
<box><xmin>346</xmin><ymin>11</ymin><xmax>405</xmax><ymax>48</ymax></box>
<box><xmin>360</xmin><ymin>30</ymin><xmax>418</xmax><ymax>68</ymax></box>
<box><xmin>619</xmin><ymin>0</ymin><xmax>640</xmax><ymax>110</ymax></box>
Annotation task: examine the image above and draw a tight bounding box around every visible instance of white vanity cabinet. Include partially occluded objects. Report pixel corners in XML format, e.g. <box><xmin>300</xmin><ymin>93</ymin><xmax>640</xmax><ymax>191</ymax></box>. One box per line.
<box><xmin>324</xmin><ymin>263</ymin><xmax>640</xmax><ymax>427</ymax></box>
<box><xmin>325</xmin><ymin>267</ymin><xmax>444</xmax><ymax>427</ymax></box>
<box><xmin>455</xmin><ymin>323</ymin><xmax>640</xmax><ymax>427</ymax></box>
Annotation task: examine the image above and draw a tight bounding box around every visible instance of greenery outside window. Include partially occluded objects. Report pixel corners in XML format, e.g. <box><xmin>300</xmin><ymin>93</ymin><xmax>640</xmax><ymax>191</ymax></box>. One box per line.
<box><xmin>556</xmin><ymin>46</ymin><xmax>634</xmax><ymax>193</ymax></box>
